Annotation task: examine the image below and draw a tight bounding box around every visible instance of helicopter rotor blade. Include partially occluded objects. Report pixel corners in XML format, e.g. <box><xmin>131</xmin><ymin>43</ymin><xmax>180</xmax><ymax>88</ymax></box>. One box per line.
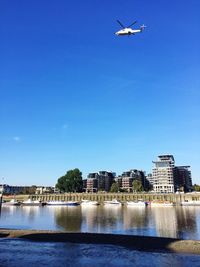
<box><xmin>116</xmin><ymin>20</ymin><xmax>125</xmax><ymax>28</ymax></box>
<box><xmin>127</xmin><ymin>21</ymin><xmax>137</xmax><ymax>28</ymax></box>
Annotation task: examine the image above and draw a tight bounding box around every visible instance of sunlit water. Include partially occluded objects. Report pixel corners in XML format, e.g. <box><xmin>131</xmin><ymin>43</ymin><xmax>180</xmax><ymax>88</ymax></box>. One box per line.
<box><xmin>1</xmin><ymin>205</ymin><xmax>200</xmax><ymax>240</ymax></box>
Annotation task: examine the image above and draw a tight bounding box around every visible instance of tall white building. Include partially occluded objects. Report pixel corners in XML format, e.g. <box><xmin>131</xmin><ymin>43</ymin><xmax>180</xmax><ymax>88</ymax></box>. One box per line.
<box><xmin>152</xmin><ymin>155</ymin><xmax>175</xmax><ymax>193</ymax></box>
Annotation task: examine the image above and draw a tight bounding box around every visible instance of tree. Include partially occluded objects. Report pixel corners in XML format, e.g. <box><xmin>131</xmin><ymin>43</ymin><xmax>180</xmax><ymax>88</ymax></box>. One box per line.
<box><xmin>110</xmin><ymin>182</ymin><xmax>119</xmax><ymax>193</ymax></box>
<box><xmin>21</xmin><ymin>186</ymin><xmax>37</xmax><ymax>195</ymax></box>
<box><xmin>132</xmin><ymin>179</ymin><xmax>143</xmax><ymax>193</ymax></box>
<box><xmin>193</xmin><ymin>184</ymin><xmax>200</xmax><ymax>192</ymax></box>
<box><xmin>56</xmin><ymin>168</ymin><xmax>83</xmax><ymax>193</ymax></box>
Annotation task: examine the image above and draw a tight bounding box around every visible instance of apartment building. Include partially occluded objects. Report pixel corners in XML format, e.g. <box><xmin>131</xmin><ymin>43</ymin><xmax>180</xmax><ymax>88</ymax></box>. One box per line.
<box><xmin>146</xmin><ymin>173</ymin><xmax>153</xmax><ymax>189</ymax></box>
<box><xmin>85</xmin><ymin>171</ymin><xmax>115</xmax><ymax>192</ymax></box>
<box><xmin>121</xmin><ymin>169</ymin><xmax>146</xmax><ymax>192</ymax></box>
<box><xmin>174</xmin><ymin>166</ymin><xmax>192</xmax><ymax>192</ymax></box>
<box><xmin>0</xmin><ymin>184</ymin><xmax>36</xmax><ymax>195</ymax></box>
<box><xmin>152</xmin><ymin>155</ymin><xmax>193</xmax><ymax>193</ymax></box>
<box><xmin>152</xmin><ymin>155</ymin><xmax>175</xmax><ymax>193</ymax></box>
<box><xmin>35</xmin><ymin>186</ymin><xmax>54</xmax><ymax>194</ymax></box>
<box><xmin>85</xmin><ymin>173</ymin><xmax>98</xmax><ymax>193</ymax></box>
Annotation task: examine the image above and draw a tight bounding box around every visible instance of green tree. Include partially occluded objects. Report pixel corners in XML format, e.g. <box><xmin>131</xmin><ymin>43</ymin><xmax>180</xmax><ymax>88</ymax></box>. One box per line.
<box><xmin>29</xmin><ymin>185</ymin><xmax>37</xmax><ymax>194</ymax></box>
<box><xmin>120</xmin><ymin>188</ymin><xmax>128</xmax><ymax>193</ymax></box>
<box><xmin>56</xmin><ymin>168</ymin><xmax>83</xmax><ymax>193</ymax></box>
<box><xmin>193</xmin><ymin>184</ymin><xmax>200</xmax><ymax>192</ymax></box>
<box><xmin>110</xmin><ymin>182</ymin><xmax>119</xmax><ymax>193</ymax></box>
<box><xmin>132</xmin><ymin>179</ymin><xmax>143</xmax><ymax>193</ymax></box>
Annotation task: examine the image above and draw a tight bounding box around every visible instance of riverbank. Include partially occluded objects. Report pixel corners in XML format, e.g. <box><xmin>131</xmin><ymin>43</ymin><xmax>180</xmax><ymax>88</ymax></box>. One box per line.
<box><xmin>0</xmin><ymin>229</ymin><xmax>200</xmax><ymax>255</ymax></box>
<box><xmin>3</xmin><ymin>192</ymin><xmax>200</xmax><ymax>205</ymax></box>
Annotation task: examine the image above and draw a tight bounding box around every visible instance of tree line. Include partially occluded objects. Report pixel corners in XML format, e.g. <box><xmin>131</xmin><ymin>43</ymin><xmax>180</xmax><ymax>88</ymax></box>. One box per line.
<box><xmin>56</xmin><ymin>168</ymin><xmax>145</xmax><ymax>193</ymax></box>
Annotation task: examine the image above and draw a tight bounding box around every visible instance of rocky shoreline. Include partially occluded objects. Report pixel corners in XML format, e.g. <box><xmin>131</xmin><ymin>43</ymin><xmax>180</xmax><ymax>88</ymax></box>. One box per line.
<box><xmin>0</xmin><ymin>229</ymin><xmax>200</xmax><ymax>255</ymax></box>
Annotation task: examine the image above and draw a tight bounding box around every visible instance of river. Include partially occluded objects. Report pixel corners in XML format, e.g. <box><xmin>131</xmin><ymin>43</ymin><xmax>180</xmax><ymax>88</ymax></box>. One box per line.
<box><xmin>1</xmin><ymin>205</ymin><xmax>200</xmax><ymax>240</ymax></box>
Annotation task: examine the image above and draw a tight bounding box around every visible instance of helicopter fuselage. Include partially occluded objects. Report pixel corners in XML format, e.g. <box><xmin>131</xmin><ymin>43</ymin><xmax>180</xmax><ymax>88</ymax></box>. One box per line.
<box><xmin>115</xmin><ymin>27</ymin><xmax>142</xmax><ymax>36</ymax></box>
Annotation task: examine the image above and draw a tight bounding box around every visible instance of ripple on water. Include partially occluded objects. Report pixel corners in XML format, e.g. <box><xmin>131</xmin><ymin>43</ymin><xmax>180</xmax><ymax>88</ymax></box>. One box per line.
<box><xmin>0</xmin><ymin>239</ymin><xmax>200</xmax><ymax>267</ymax></box>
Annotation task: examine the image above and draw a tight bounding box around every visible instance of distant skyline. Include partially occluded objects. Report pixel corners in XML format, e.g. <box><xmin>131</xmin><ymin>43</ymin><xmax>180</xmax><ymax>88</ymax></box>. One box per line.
<box><xmin>0</xmin><ymin>0</ymin><xmax>200</xmax><ymax>186</ymax></box>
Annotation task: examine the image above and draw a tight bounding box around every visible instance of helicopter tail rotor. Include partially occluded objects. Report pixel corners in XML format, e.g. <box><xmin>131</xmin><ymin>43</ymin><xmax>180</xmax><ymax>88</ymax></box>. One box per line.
<box><xmin>140</xmin><ymin>24</ymin><xmax>146</xmax><ymax>31</ymax></box>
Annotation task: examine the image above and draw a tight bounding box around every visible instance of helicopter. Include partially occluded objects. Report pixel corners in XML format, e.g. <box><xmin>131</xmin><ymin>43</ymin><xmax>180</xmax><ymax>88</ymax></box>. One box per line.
<box><xmin>115</xmin><ymin>20</ymin><xmax>146</xmax><ymax>36</ymax></box>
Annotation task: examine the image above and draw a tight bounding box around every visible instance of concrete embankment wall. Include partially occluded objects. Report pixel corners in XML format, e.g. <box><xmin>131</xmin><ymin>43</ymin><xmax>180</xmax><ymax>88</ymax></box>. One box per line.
<box><xmin>8</xmin><ymin>192</ymin><xmax>200</xmax><ymax>204</ymax></box>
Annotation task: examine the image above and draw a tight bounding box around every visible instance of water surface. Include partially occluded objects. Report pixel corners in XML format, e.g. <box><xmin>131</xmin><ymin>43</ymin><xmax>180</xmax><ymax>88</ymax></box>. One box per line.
<box><xmin>1</xmin><ymin>239</ymin><xmax>200</xmax><ymax>267</ymax></box>
<box><xmin>1</xmin><ymin>205</ymin><xmax>200</xmax><ymax>240</ymax></box>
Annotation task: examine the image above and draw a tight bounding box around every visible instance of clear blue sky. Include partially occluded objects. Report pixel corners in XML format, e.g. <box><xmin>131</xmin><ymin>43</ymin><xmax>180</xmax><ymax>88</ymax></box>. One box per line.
<box><xmin>0</xmin><ymin>0</ymin><xmax>200</xmax><ymax>186</ymax></box>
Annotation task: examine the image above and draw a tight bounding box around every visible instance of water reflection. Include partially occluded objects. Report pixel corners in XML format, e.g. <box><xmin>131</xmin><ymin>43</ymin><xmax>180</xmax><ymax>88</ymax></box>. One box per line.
<box><xmin>21</xmin><ymin>206</ymin><xmax>41</xmax><ymax>222</ymax></box>
<box><xmin>150</xmin><ymin>207</ymin><xmax>178</xmax><ymax>238</ymax></box>
<box><xmin>124</xmin><ymin>206</ymin><xmax>147</xmax><ymax>229</ymax></box>
<box><xmin>124</xmin><ymin>206</ymin><xmax>148</xmax><ymax>229</ymax></box>
<box><xmin>0</xmin><ymin>206</ymin><xmax>43</xmax><ymax>229</ymax></box>
<box><xmin>81</xmin><ymin>206</ymin><xmax>100</xmax><ymax>232</ymax></box>
<box><xmin>78</xmin><ymin>205</ymin><xmax>124</xmax><ymax>233</ymax></box>
<box><xmin>101</xmin><ymin>205</ymin><xmax>123</xmax><ymax>227</ymax></box>
<box><xmin>54</xmin><ymin>206</ymin><xmax>82</xmax><ymax>231</ymax></box>
<box><xmin>176</xmin><ymin>206</ymin><xmax>198</xmax><ymax>239</ymax></box>
<box><xmin>1</xmin><ymin>205</ymin><xmax>200</xmax><ymax>240</ymax></box>
<box><xmin>1</xmin><ymin>206</ymin><xmax>18</xmax><ymax>216</ymax></box>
